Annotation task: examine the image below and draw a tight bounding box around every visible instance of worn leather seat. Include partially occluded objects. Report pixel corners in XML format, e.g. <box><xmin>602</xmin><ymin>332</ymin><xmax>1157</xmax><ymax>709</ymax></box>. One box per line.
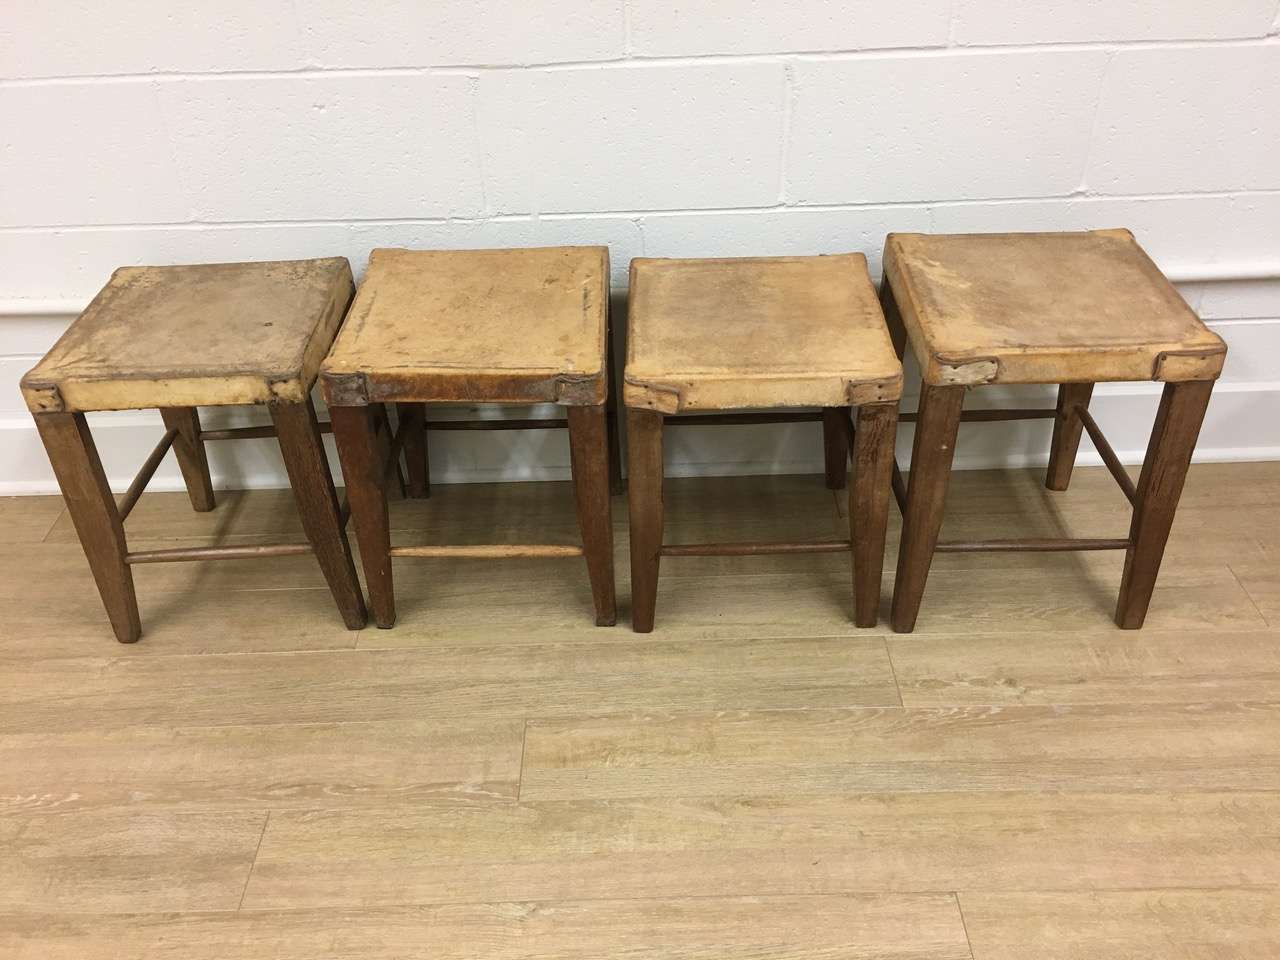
<box><xmin>22</xmin><ymin>259</ymin><xmax>353</xmax><ymax>414</ymax></box>
<box><xmin>882</xmin><ymin>229</ymin><xmax>1226</xmax><ymax>386</ymax></box>
<box><xmin>320</xmin><ymin>246</ymin><xmax>610</xmax><ymax>407</ymax></box>
<box><xmin>624</xmin><ymin>254</ymin><xmax>903</xmax><ymax>413</ymax></box>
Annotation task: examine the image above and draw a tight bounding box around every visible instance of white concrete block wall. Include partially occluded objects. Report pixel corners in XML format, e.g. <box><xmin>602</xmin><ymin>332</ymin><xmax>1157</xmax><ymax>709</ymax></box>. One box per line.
<box><xmin>1</xmin><ymin>0</ymin><xmax>1278</xmax><ymax>494</ymax></box>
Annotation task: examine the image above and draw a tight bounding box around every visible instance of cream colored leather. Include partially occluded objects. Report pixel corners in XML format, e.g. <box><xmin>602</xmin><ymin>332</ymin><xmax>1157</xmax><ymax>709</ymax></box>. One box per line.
<box><xmin>883</xmin><ymin>230</ymin><xmax>1226</xmax><ymax>386</ymax></box>
<box><xmin>624</xmin><ymin>254</ymin><xmax>903</xmax><ymax>413</ymax></box>
<box><xmin>320</xmin><ymin>246</ymin><xmax>609</xmax><ymax>407</ymax></box>
<box><xmin>22</xmin><ymin>259</ymin><xmax>353</xmax><ymax>413</ymax></box>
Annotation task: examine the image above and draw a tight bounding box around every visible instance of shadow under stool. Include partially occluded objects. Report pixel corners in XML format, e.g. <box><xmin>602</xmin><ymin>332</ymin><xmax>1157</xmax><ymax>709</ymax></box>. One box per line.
<box><xmin>880</xmin><ymin>229</ymin><xmax>1227</xmax><ymax>632</ymax></box>
<box><xmin>21</xmin><ymin>258</ymin><xmax>371</xmax><ymax>643</ymax></box>
<box><xmin>321</xmin><ymin>245</ymin><xmax>617</xmax><ymax>629</ymax></box>
<box><xmin>624</xmin><ymin>254</ymin><xmax>904</xmax><ymax>632</ymax></box>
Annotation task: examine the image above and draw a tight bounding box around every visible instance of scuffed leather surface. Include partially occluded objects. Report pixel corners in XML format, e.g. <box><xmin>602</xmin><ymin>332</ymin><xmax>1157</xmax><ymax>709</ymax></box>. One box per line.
<box><xmin>884</xmin><ymin>230</ymin><xmax>1226</xmax><ymax>386</ymax></box>
<box><xmin>624</xmin><ymin>254</ymin><xmax>902</xmax><ymax>413</ymax></box>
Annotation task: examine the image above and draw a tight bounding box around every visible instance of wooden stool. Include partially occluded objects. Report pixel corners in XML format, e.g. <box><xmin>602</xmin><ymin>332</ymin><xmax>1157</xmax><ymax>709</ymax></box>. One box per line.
<box><xmin>881</xmin><ymin>229</ymin><xmax>1227</xmax><ymax>632</ymax></box>
<box><xmin>21</xmin><ymin>259</ymin><xmax>368</xmax><ymax>643</ymax></box>
<box><xmin>624</xmin><ymin>255</ymin><xmax>903</xmax><ymax>632</ymax></box>
<box><xmin>321</xmin><ymin>246</ymin><xmax>617</xmax><ymax>629</ymax></box>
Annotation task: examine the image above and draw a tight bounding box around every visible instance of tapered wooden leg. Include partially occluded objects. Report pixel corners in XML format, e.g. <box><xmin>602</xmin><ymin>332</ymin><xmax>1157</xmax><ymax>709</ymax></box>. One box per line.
<box><xmin>851</xmin><ymin>402</ymin><xmax>898</xmax><ymax>627</ymax></box>
<box><xmin>1115</xmin><ymin>380</ymin><xmax>1213</xmax><ymax>629</ymax></box>
<box><xmin>822</xmin><ymin>408</ymin><xmax>850</xmax><ymax>490</ymax></box>
<box><xmin>372</xmin><ymin>403</ymin><xmax>406</xmax><ymax>500</ymax></box>
<box><xmin>271</xmin><ymin>399</ymin><xmax>367</xmax><ymax>630</ymax></box>
<box><xmin>627</xmin><ymin>408</ymin><xmax>664</xmax><ymax>633</ymax></box>
<box><xmin>1045</xmin><ymin>383</ymin><xmax>1095</xmax><ymax>491</ymax></box>
<box><xmin>34</xmin><ymin>412</ymin><xmax>141</xmax><ymax>643</ymax></box>
<box><xmin>160</xmin><ymin>406</ymin><xmax>215</xmax><ymax>512</ymax></box>
<box><xmin>890</xmin><ymin>384</ymin><xmax>965</xmax><ymax>633</ymax></box>
<box><xmin>397</xmin><ymin>402</ymin><xmax>430</xmax><ymax>499</ymax></box>
<box><xmin>568</xmin><ymin>404</ymin><xmax>617</xmax><ymax>626</ymax></box>
<box><xmin>606</xmin><ymin>314</ymin><xmax>624</xmax><ymax>496</ymax></box>
<box><xmin>331</xmin><ymin>404</ymin><xmax>395</xmax><ymax>628</ymax></box>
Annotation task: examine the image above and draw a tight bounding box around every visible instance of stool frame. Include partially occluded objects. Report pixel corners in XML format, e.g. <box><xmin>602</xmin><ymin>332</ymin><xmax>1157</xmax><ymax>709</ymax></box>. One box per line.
<box><xmin>627</xmin><ymin>404</ymin><xmax>898</xmax><ymax>632</ymax></box>
<box><xmin>881</xmin><ymin>282</ymin><xmax>1216</xmax><ymax>633</ymax></box>
<box><xmin>33</xmin><ymin>397</ymin><xmax>388</xmax><ymax>643</ymax></box>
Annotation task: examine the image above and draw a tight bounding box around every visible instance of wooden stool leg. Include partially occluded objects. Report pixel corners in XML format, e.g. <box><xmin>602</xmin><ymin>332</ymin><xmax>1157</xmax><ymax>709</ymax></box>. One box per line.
<box><xmin>568</xmin><ymin>405</ymin><xmax>617</xmax><ymax>626</ymax></box>
<box><xmin>851</xmin><ymin>402</ymin><xmax>898</xmax><ymax>627</ymax></box>
<box><xmin>822</xmin><ymin>408</ymin><xmax>850</xmax><ymax>490</ymax></box>
<box><xmin>1115</xmin><ymin>380</ymin><xmax>1213</xmax><ymax>629</ymax></box>
<box><xmin>1045</xmin><ymin>383</ymin><xmax>1095</xmax><ymax>491</ymax></box>
<box><xmin>890</xmin><ymin>384</ymin><xmax>965</xmax><ymax>633</ymax></box>
<box><xmin>271</xmin><ymin>399</ymin><xmax>367</xmax><ymax>630</ymax></box>
<box><xmin>627</xmin><ymin>408</ymin><xmax>664</xmax><ymax>633</ymax></box>
<box><xmin>331</xmin><ymin>404</ymin><xmax>395</xmax><ymax>628</ymax></box>
<box><xmin>34</xmin><ymin>412</ymin><xmax>141</xmax><ymax>643</ymax></box>
<box><xmin>160</xmin><ymin>407</ymin><xmax>215</xmax><ymax>512</ymax></box>
<box><xmin>372</xmin><ymin>403</ymin><xmax>406</xmax><ymax>500</ymax></box>
<box><xmin>606</xmin><ymin>314</ymin><xmax>624</xmax><ymax>496</ymax></box>
<box><xmin>397</xmin><ymin>402</ymin><xmax>430</xmax><ymax>499</ymax></box>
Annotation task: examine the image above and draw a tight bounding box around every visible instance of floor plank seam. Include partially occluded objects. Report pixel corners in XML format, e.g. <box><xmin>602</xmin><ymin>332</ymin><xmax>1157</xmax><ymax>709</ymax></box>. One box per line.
<box><xmin>516</xmin><ymin>719</ymin><xmax>530</xmax><ymax>802</ymax></box>
<box><xmin>237</xmin><ymin>811</ymin><xmax>270</xmax><ymax>912</ymax></box>
<box><xmin>1227</xmin><ymin>562</ymin><xmax>1272</xmax><ymax>628</ymax></box>
<box><xmin>952</xmin><ymin>891</ymin><xmax>978</xmax><ymax>960</ymax></box>
<box><xmin>882</xmin><ymin>636</ymin><xmax>905</xmax><ymax>708</ymax></box>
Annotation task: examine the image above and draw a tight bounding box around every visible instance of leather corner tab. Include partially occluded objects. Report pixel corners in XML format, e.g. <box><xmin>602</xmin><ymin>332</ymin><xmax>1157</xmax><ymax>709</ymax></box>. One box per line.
<box><xmin>266</xmin><ymin>376</ymin><xmax>309</xmax><ymax>404</ymax></box>
<box><xmin>623</xmin><ymin>377</ymin><xmax>683</xmax><ymax>415</ymax></box>
<box><xmin>847</xmin><ymin>372</ymin><xmax>903</xmax><ymax>406</ymax></box>
<box><xmin>321</xmin><ymin>372</ymin><xmax>369</xmax><ymax>406</ymax></box>
<box><xmin>21</xmin><ymin>380</ymin><xmax>64</xmax><ymax>414</ymax></box>
<box><xmin>555</xmin><ymin>373</ymin><xmax>607</xmax><ymax>406</ymax></box>
<box><xmin>1153</xmin><ymin>348</ymin><xmax>1226</xmax><ymax>382</ymax></box>
<box><xmin>930</xmin><ymin>354</ymin><xmax>998</xmax><ymax>386</ymax></box>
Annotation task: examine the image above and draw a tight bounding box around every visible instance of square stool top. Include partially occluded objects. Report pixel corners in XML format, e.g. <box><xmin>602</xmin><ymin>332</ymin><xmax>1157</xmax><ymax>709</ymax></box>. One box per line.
<box><xmin>22</xmin><ymin>258</ymin><xmax>354</xmax><ymax>414</ymax></box>
<box><xmin>624</xmin><ymin>254</ymin><xmax>902</xmax><ymax>413</ymax></box>
<box><xmin>320</xmin><ymin>246</ymin><xmax>609</xmax><ymax>407</ymax></box>
<box><xmin>883</xmin><ymin>229</ymin><xmax>1226</xmax><ymax>386</ymax></box>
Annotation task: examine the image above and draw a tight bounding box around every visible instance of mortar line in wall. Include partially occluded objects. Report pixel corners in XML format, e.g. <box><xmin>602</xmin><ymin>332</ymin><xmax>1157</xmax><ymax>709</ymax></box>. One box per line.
<box><xmin>3</xmin><ymin>35</ymin><xmax>1278</xmax><ymax>87</ymax></box>
<box><xmin>775</xmin><ymin>62</ymin><xmax>795</xmax><ymax>204</ymax></box>
<box><xmin>5</xmin><ymin>188</ymin><xmax>1280</xmax><ymax>234</ymax></box>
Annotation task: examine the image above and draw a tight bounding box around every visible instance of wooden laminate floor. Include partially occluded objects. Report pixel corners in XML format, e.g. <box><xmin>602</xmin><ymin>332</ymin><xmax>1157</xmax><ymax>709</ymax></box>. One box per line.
<box><xmin>1</xmin><ymin>462</ymin><xmax>1279</xmax><ymax>958</ymax></box>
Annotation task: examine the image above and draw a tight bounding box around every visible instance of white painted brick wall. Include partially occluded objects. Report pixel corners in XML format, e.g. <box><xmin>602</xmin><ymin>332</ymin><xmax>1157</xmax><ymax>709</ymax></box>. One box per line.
<box><xmin>2</xmin><ymin>0</ymin><xmax>1279</xmax><ymax>493</ymax></box>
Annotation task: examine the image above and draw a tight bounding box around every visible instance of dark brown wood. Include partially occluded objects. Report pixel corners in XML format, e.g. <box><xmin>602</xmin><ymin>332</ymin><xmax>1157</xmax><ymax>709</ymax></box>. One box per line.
<box><xmin>126</xmin><ymin>543</ymin><xmax>313</xmax><ymax>563</ymax></box>
<box><xmin>390</xmin><ymin>544</ymin><xmax>584</xmax><ymax>559</ymax></box>
<box><xmin>606</xmin><ymin>307</ymin><xmax>624</xmax><ymax>496</ymax></box>
<box><xmin>662</xmin><ymin>540</ymin><xmax>851</xmax><ymax>557</ymax></box>
<box><xmin>890</xmin><ymin>460</ymin><xmax>908</xmax><ymax>514</ymax></box>
<box><xmin>627</xmin><ymin>408</ymin><xmax>664</xmax><ymax>633</ymax></box>
<box><xmin>199</xmin><ymin>422</ymin><xmax>336</xmax><ymax>441</ymax></box>
<box><xmin>397</xmin><ymin>403</ymin><xmax>430</xmax><ymax>499</ymax></box>
<box><xmin>117</xmin><ymin>427</ymin><xmax>177</xmax><ymax>522</ymax></box>
<box><xmin>879</xmin><ymin>278</ymin><xmax>909</xmax><ymax>361</ymax></box>
<box><xmin>1045</xmin><ymin>384</ymin><xmax>1096</xmax><ymax>491</ymax></box>
<box><xmin>935</xmin><ymin>537</ymin><xmax>1129</xmax><ymax>553</ymax></box>
<box><xmin>331</xmin><ymin>404</ymin><xmax>395</xmax><ymax>628</ymax></box>
<box><xmin>271</xmin><ymin>399</ymin><xmax>367</xmax><ymax>631</ymax></box>
<box><xmin>899</xmin><ymin>408</ymin><xmax>1057</xmax><ymax>423</ymax></box>
<box><xmin>425</xmin><ymin>418</ymin><xmax>569</xmax><ymax>431</ymax></box>
<box><xmin>160</xmin><ymin>407</ymin><xmax>215</xmax><ymax>511</ymax></box>
<box><xmin>851</xmin><ymin>402</ymin><xmax>898</xmax><ymax>627</ymax></box>
<box><xmin>1078</xmin><ymin>406</ymin><xmax>1138</xmax><ymax>505</ymax></box>
<box><xmin>372</xmin><ymin>403</ymin><xmax>406</xmax><ymax>500</ymax></box>
<box><xmin>34</xmin><ymin>412</ymin><xmax>141</xmax><ymax>643</ymax></box>
<box><xmin>1115</xmin><ymin>380</ymin><xmax>1214</xmax><ymax>629</ymax></box>
<box><xmin>890</xmin><ymin>383</ymin><xmax>965</xmax><ymax>633</ymax></box>
<box><xmin>822</xmin><ymin>408</ymin><xmax>849</xmax><ymax>490</ymax></box>
<box><xmin>568</xmin><ymin>404</ymin><xmax>618</xmax><ymax>626</ymax></box>
<box><xmin>666</xmin><ymin>411</ymin><xmax>825</xmax><ymax>426</ymax></box>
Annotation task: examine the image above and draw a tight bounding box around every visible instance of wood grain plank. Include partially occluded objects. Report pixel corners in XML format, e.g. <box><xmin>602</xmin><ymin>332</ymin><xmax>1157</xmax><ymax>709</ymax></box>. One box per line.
<box><xmin>1230</xmin><ymin>560</ymin><xmax>1279</xmax><ymax>625</ymax></box>
<box><xmin>0</xmin><ymin>894</ymin><xmax>971</xmax><ymax>959</ymax></box>
<box><xmin>890</xmin><ymin>629</ymin><xmax>1280</xmax><ymax>705</ymax></box>
<box><xmin>243</xmin><ymin>792</ymin><xmax>1280</xmax><ymax>909</ymax></box>
<box><xmin>0</xmin><ymin>810</ymin><xmax>265</xmax><ymax>914</ymax></box>
<box><xmin>0</xmin><ymin>636</ymin><xmax>898</xmax><ymax>734</ymax></box>
<box><xmin>0</xmin><ymin>495</ymin><xmax>65</xmax><ymax>544</ymax></box>
<box><xmin>960</xmin><ymin>889</ymin><xmax>1280</xmax><ymax>960</ymax></box>
<box><xmin>520</xmin><ymin>702</ymin><xmax>1280</xmax><ymax>800</ymax></box>
<box><xmin>0</xmin><ymin>719</ymin><xmax>523</xmax><ymax>815</ymax></box>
